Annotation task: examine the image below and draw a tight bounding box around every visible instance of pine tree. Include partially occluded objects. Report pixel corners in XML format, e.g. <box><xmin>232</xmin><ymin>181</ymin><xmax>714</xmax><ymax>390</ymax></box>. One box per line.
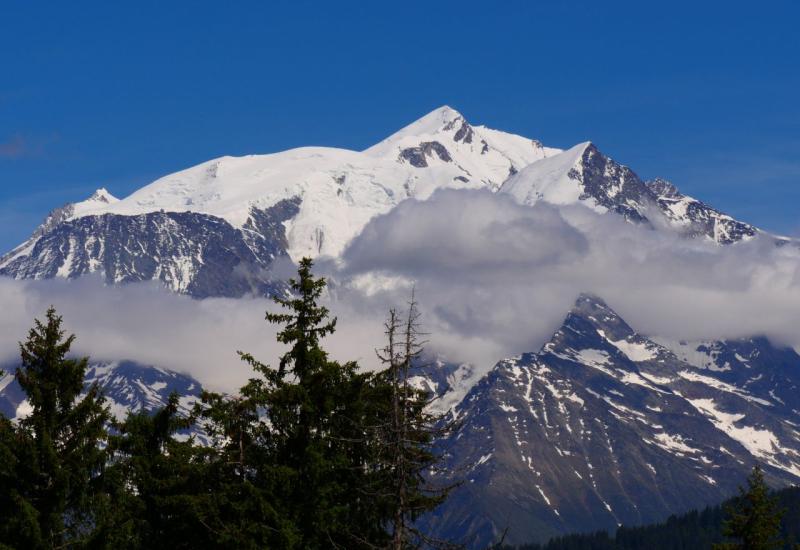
<box><xmin>0</xmin><ymin>307</ymin><xmax>110</xmax><ymax>549</ymax></box>
<box><xmin>714</xmin><ymin>465</ymin><xmax>785</xmax><ymax>550</ymax></box>
<box><xmin>255</xmin><ymin>257</ymin><xmax>389</xmax><ymax>547</ymax></box>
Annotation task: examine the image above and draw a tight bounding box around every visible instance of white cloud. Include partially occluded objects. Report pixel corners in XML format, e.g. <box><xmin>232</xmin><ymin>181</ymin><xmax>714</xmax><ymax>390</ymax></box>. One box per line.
<box><xmin>0</xmin><ymin>275</ymin><xmax>383</xmax><ymax>393</ymax></box>
<box><xmin>2</xmin><ymin>188</ymin><xmax>800</xmax><ymax>393</ymax></box>
<box><xmin>334</xmin><ymin>189</ymin><xmax>800</xmax><ymax>369</ymax></box>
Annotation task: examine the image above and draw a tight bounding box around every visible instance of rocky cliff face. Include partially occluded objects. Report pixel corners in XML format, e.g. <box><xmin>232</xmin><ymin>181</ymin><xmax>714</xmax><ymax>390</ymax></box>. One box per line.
<box><xmin>0</xmin><ymin>199</ymin><xmax>299</xmax><ymax>298</ymax></box>
<box><xmin>422</xmin><ymin>295</ymin><xmax>800</xmax><ymax>548</ymax></box>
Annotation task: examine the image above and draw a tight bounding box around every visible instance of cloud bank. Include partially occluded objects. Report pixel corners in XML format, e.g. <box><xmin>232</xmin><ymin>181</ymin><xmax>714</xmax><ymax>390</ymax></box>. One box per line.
<box><xmin>2</xmin><ymin>188</ymin><xmax>800</xmax><ymax>392</ymax></box>
<box><xmin>0</xmin><ymin>276</ymin><xmax>383</xmax><ymax>392</ymax></box>
<box><xmin>334</xmin><ymin>189</ymin><xmax>800</xmax><ymax>368</ymax></box>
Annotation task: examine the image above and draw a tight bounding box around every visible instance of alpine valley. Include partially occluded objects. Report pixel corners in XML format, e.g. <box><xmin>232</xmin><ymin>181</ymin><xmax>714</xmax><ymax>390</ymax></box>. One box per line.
<box><xmin>2</xmin><ymin>107</ymin><xmax>798</xmax><ymax>547</ymax></box>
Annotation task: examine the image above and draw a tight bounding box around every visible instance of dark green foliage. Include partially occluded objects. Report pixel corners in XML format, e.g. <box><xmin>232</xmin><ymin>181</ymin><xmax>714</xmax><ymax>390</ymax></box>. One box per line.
<box><xmin>0</xmin><ymin>261</ymin><xmax>455</xmax><ymax>548</ymax></box>
<box><xmin>194</xmin><ymin>257</ymin><xmax>402</xmax><ymax>548</ymax></box>
<box><xmin>193</xmin><ymin>390</ymin><xmax>301</xmax><ymax>549</ymax></box>
<box><xmin>714</xmin><ymin>466</ymin><xmax>786</xmax><ymax>550</ymax></box>
<box><xmin>0</xmin><ymin>307</ymin><xmax>110</xmax><ymax>549</ymax></box>
<box><xmin>97</xmin><ymin>393</ymin><xmax>211</xmax><ymax>549</ymax></box>
<box><xmin>502</xmin><ymin>485</ymin><xmax>800</xmax><ymax>550</ymax></box>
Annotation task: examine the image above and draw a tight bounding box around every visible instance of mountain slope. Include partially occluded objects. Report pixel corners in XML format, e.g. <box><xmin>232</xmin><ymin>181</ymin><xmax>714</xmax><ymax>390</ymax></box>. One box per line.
<box><xmin>0</xmin><ymin>107</ymin><xmax>561</xmax><ymax>296</ymax></box>
<box><xmin>646</xmin><ymin>178</ymin><xmax>759</xmax><ymax>244</ymax></box>
<box><xmin>0</xmin><ymin>360</ymin><xmax>203</xmax><ymax>423</ymax></box>
<box><xmin>0</xmin><ymin>107</ymin><xmax>774</xmax><ymax>297</ymax></box>
<box><xmin>500</xmin><ymin>144</ymin><xmax>762</xmax><ymax>244</ymax></box>
<box><xmin>423</xmin><ymin>295</ymin><xmax>800</xmax><ymax>548</ymax></box>
<box><xmin>0</xmin><ymin>200</ymin><xmax>298</xmax><ymax>297</ymax></box>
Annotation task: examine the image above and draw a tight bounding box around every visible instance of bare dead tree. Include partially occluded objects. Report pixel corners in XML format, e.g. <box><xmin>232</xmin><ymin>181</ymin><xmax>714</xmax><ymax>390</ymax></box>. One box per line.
<box><xmin>375</xmin><ymin>290</ymin><xmax>462</xmax><ymax>550</ymax></box>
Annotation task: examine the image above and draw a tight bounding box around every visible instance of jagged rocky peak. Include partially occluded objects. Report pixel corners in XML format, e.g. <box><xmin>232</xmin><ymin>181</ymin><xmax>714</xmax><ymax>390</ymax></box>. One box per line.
<box><xmin>544</xmin><ymin>293</ymin><xmax>669</xmax><ymax>367</ymax></box>
<box><xmin>644</xmin><ymin>177</ymin><xmax>758</xmax><ymax>244</ymax></box>
<box><xmin>501</xmin><ymin>141</ymin><xmax>659</xmax><ymax>223</ymax></box>
<box><xmin>500</xmin><ymin>143</ymin><xmax>764</xmax><ymax>245</ymax></box>
<box><xmin>423</xmin><ymin>292</ymin><xmax>800</xmax><ymax>547</ymax></box>
<box><xmin>86</xmin><ymin>187</ymin><xmax>119</xmax><ymax>204</ymax></box>
<box><xmin>646</xmin><ymin>177</ymin><xmax>681</xmax><ymax>198</ymax></box>
<box><xmin>563</xmin><ymin>293</ymin><xmax>634</xmax><ymax>338</ymax></box>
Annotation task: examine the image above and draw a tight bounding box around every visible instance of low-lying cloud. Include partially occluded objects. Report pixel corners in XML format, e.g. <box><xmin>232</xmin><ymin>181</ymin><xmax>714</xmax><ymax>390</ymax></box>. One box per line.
<box><xmin>2</xmin><ymin>188</ymin><xmax>800</xmax><ymax>393</ymax></box>
<box><xmin>0</xmin><ymin>276</ymin><xmax>384</xmax><ymax>392</ymax></box>
<box><xmin>334</xmin><ymin>189</ymin><xmax>800</xmax><ymax>368</ymax></box>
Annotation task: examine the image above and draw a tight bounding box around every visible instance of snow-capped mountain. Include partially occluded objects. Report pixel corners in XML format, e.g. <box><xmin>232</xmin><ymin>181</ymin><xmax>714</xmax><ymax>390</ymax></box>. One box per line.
<box><xmin>422</xmin><ymin>295</ymin><xmax>800</xmax><ymax>548</ymax></box>
<box><xmin>499</xmin><ymin>142</ymin><xmax>764</xmax><ymax>244</ymax></box>
<box><xmin>0</xmin><ymin>106</ymin><xmax>766</xmax><ymax>297</ymax></box>
<box><xmin>0</xmin><ymin>360</ymin><xmax>203</xmax><ymax>423</ymax></box>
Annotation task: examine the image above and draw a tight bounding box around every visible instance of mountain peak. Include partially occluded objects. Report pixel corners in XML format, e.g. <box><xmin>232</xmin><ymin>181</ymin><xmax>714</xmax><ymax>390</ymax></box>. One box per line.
<box><xmin>559</xmin><ymin>293</ymin><xmax>636</xmax><ymax>342</ymax></box>
<box><xmin>572</xmin><ymin>292</ymin><xmax>610</xmax><ymax>312</ymax></box>
<box><xmin>411</xmin><ymin>105</ymin><xmax>467</xmax><ymax>131</ymax></box>
<box><xmin>646</xmin><ymin>177</ymin><xmax>681</xmax><ymax>198</ymax></box>
<box><xmin>86</xmin><ymin>187</ymin><xmax>119</xmax><ymax>204</ymax></box>
<box><xmin>363</xmin><ymin>105</ymin><xmax>471</xmax><ymax>156</ymax></box>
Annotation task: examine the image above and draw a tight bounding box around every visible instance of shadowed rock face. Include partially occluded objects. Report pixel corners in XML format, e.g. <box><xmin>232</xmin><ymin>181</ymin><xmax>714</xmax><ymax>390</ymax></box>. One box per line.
<box><xmin>421</xmin><ymin>295</ymin><xmax>800</xmax><ymax>548</ymax></box>
<box><xmin>0</xmin><ymin>198</ymin><xmax>300</xmax><ymax>298</ymax></box>
<box><xmin>453</xmin><ymin>119</ymin><xmax>474</xmax><ymax>144</ymax></box>
<box><xmin>398</xmin><ymin>141</ymin><xmax>453</xmax><ymax>167</ymax></box>
<box><xmin>577</xmin><ymin>144</ymin><xmax>658</xmax><ymax>224</ymax></box>
<box><xmin>646</xmin><ymin>177</ymin><xmax>758</xmax><ymax>244</ymax></box>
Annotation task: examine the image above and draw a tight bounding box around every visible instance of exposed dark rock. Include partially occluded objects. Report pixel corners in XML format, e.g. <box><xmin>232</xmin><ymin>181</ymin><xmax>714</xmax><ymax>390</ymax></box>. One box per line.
<box><xmin>0</xmin><ymin>198</ymin><xmax>300</xmax><ymax>298</ymax></box>
<box><xmin>398</xmin><ymin>141</ymin><xmax>453</xmax><ymax>167</ymax></box>
<box><xmin>453</xmin><ymin>120</ymin><xmax>474</xmax><ymax>143</ymax></box>
<box><xmin>577</xmin><ymin>144</ymin><xmax>657</xmax><ymax>224</ymax></box>
<box><xmin>646</xmin><ymin>177</ymin><xmax>758</xmax><ymax>244</ymax></box>
<box><xmin>422</xmin><ymin>295</ymin><xmax>800</xmax><ymax>548</ymax></box>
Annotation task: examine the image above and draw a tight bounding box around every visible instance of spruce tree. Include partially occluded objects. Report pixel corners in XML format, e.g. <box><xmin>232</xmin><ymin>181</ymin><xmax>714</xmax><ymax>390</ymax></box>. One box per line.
<box><xmin>0</xmin><ymin>307</ymin><xmax>110</xmax><ymax>549</ymax></box>
<box><xmin>194</xmin><ymin>388</ymin><xmax>300</xmax><ymax>549</ymax></box>
<box><xmin>254</xmin><ymin>257</ymin><xmax>388</xmax><ymax>547</ymax></box>
<box><xmin>195</xmin><ymin>257</ymin><xmax>389</xmax><ymax>548</ymax></box>
<box><xmin>99</xmin><ymin>393</ymin><xmax>210</xmax><ymax>549</ymax></box>
<box><xmin>714</xmin><ymin>465</ymin><xmax>785</xmax><ymax>550</ymax></box>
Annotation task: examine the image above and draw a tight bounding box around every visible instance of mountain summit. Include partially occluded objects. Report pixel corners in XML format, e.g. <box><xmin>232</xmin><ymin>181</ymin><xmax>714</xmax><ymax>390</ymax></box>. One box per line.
<box><xmin>0</xmin><ymin>108</ymin><xmax>768</xmax><ymax>297</ymax></box>
<box><xmin>424</xmin><ymin>294</ymin><xmax>800</xmax><ymax>547</ymax></box>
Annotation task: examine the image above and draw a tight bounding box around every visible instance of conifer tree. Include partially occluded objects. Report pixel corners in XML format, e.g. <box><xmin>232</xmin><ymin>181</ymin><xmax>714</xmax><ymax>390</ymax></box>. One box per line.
<box><xmin>0</xmin><ymin>307</ymin><xmax>110</xmax><ymax>549</ymax></box>
<box><xmin>99</xmin><ymin>393</ymin><xmax>210</xmax><ymax>549</ymax></box>
<box><xmin>714</xmin><ymin>465</ymin><xmax>785</xmax><ymax>550</ymax></box>
<box><xmin>193</xmin><ymin>387</ymin><xmax>300</xmax><ymax>549</ymax></box>
<box><xmin>196</xmin><ymin>257</ymin><xmax>390</xmax><ymax>548</ymax></box>
<box><xmin>254</xmin><ymin>257</ymin><xmax>388</xmax><ymax>547</ymax></box>
<box><xmin>375</xmin><ymin>293</ymin><xmax>458</xmax><ymax>549</ymax></box>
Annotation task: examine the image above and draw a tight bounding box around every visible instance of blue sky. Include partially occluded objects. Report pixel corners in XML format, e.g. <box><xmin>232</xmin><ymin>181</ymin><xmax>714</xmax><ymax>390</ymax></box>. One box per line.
<box><xmin>1</xmin><ymin>0</ymin><xmax>798</xmax><ymax>251</ymax></box>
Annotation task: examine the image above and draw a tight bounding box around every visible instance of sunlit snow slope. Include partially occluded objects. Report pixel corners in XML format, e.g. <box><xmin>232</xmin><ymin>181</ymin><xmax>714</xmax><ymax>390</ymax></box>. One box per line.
<box><xmin>0</xmin><ymin>106</ymin><xmax>769</xmax><ymax>297</ymax></box>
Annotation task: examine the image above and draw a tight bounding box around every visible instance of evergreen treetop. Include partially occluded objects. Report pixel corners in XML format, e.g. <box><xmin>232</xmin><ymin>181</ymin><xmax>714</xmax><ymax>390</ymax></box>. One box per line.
<box><xmin>1</xmin><ymin>307</ymin><xmax>110</xmax><ymax>549</ymax></box>
<box><xmin>714</xmin><ymin>465</ymin><xmax>785</xmax><ymax>550</ymax></box>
